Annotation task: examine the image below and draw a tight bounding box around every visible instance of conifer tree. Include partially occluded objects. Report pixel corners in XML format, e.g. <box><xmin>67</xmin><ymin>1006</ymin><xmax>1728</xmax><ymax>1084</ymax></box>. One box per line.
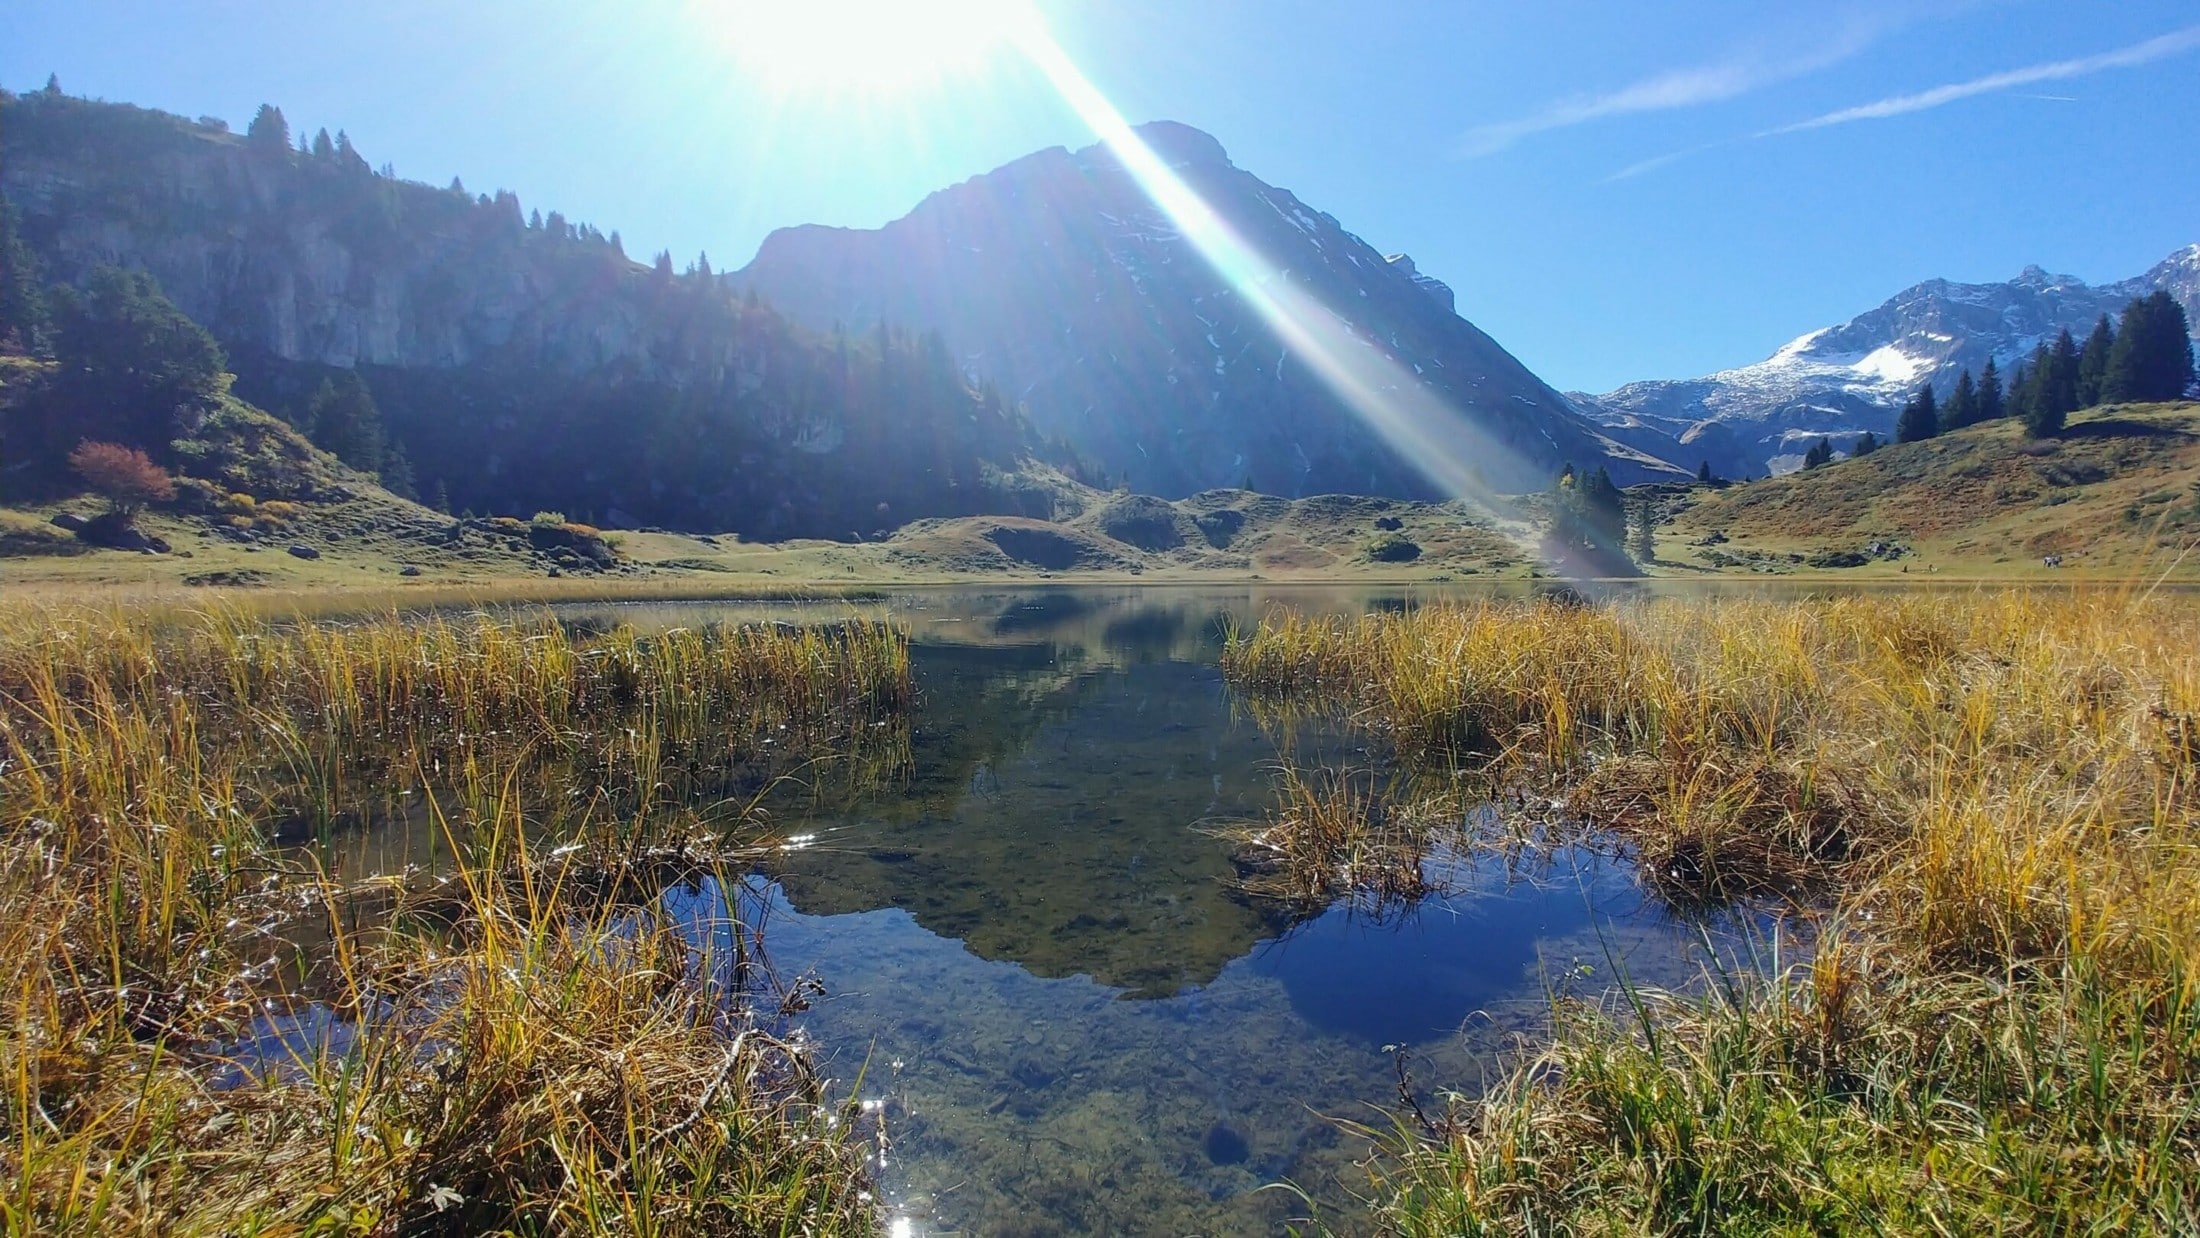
<box><xmin>1977</xmin><ymin>357</ymin><xmax>2004</xmax><ymax>422</ymax></box>
<box><xmin>1852</xmin><ymin>430</ymin><xmax>1880</xmax><ymax>456</ymax></box>
<box><xmin>49</xmin><ymin>266</ymin><xmax>226</xmax><ymax>456</ymax></box>
<box><xmin>312</xmin><ymin>128</ymin><xmax>335</xmax><ymax>159</ymax></box>
<box><xmin>2103</xmin><ymin>291</ymin><xmax>2196</xmax><ymax>403</ymax></box>
<box><xmin>2077</xmin><ymin>313</ymin><xmax>2114</xmax><ymax>407</ymax></box>
<box><xmin>246</xmin><ymin>103</ymin><xmax>290</xmax><ymax>154</ymax></box>
<box><xmin>0</xmin><ymin>191</ymin><xmax>49</xmax><ymax>354</ymax></box>
<box><xmin>1942</xmin><ymin>369</ymin><xmax>1978</xmax><ymax>429</ymax></box>
<box><xmin>379</xmin><ymin>438</ymin><xmax>417</xmax><ymax>500</ymax></box>
<box><xmin>1696</xmin><ymin>460</ymin><xmax>1713</xmax><ymax>483</ymax></box>
<box><xmin>1895</xmin><ymin>383</ymin><xmax>1938</xmax><ymax>443</ymax></box>
<box><xmin>307</xmin><ymin>371</ymin><xmax>386</xmax><ymax>472</ymax></box>
<box><xmin>1627</xmin><ymin>498</ymin><xmax>1657</xmax><ymax>564</ymax></box>
<box><xmin>2009</xmin><ymin>346</ymin><xmax>2048</xmax><ymax>428</ymax></box>
<box><xmin>2027</xmin><ymin>328</ymin><xmax>2081</xmax><ymax>437</ymax></box>
<box><xmin>1802</xmin><ymin>437</ymin><xmax>1834</xmax><ymax>469</ymax></box>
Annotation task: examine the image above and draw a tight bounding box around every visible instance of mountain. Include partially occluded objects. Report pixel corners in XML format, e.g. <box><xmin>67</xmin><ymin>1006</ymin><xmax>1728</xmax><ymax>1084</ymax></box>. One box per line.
<box><xmin>1575</xmin><ymin>244</ymin><xmax>2200</xmax><ymax>478</ymax></box>
<box><xmin>731</xmin><ymin>121</ymin><xmax>1679</xmax><ymax>498</ymax></box>
<box><xmin>0</xmin><ymin>87</ymin><xmax>1064</xmax><ymax>538</ymax></box>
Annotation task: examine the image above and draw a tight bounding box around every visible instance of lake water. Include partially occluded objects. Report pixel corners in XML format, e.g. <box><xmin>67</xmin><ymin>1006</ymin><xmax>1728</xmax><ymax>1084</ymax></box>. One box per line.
<box><xmin>538</xmin><ymin>586</ymin><xmax>1732</xmax><ymax>1236</ymax></box>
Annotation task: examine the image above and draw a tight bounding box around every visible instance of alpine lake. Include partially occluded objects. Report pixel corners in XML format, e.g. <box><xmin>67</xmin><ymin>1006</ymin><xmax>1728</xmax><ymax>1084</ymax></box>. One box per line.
<box><xmin>305</xmin><ymin>585</ymin><xmax>1774</xmax><ymax>1236</ymax></box>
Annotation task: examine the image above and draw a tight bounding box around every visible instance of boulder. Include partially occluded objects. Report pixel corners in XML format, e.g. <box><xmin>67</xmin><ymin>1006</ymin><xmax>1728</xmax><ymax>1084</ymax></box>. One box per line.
<box><xmin>287</xmin><ymin>544</ymin><xmax>322</xmax><ymax>560</ymax></box>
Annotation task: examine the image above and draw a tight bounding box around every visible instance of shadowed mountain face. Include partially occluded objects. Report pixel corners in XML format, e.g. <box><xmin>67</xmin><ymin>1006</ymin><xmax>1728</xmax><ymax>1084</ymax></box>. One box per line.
<box><xmin>1574</xmin><ymin>244</ymin><xmax>2200</xmax><ymax>479</ymax></box>
<box><xmin>0</xmin><ymin>90</ymin><xmax>1059</xmax><ymax>538</ymax></box>
<box><xmin>733</xmin><ymin>121</ymin><xmax>1680</xmax><ymax>499</ymax></box>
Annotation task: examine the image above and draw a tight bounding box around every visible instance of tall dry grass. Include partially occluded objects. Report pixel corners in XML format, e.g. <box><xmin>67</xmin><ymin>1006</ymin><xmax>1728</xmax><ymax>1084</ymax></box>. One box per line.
<box><xmin>1226</xmin><ymin>590</ymin><xmax>2200</xmax><ymax>1232</ymax></box>
<box><xmin>0</xmin><ymin>602</ymin><xmax>905</xmax><ymax>1235</ymax></box>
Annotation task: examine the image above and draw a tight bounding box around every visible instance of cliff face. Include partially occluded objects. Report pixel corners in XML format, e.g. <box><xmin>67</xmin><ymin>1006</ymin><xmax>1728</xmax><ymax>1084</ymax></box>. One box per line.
<box><xmin>2</xmin><ymin>93</ymin><xmax>655</xmax><ymax>374</ymax></box>
<box><xmin>733</xmin><ymin>121</ymin><xmax>1679</xmax><ymax>497</ymax></box>
<box><xmin>0</xmin><ymin>91</ymin><xmax>1051</xmax><ymax>537</ymax></box>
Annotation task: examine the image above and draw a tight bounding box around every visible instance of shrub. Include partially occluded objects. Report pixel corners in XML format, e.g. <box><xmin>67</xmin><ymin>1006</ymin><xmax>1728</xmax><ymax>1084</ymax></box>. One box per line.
<box><xmin>530</xmin><ymin>510</ymin><xmax>568</xmax><ymax>529</ymax></box>
<box><xmin>68</xmin><ymin>440</ymin><xmax>173</xmax><ymax>516</ymax></box>
<box><xmin>1365</xmin><ymin>533</ymin><xmax>1422</xmax><ymax>563</ymax></box>
<box><xmin>221</xmin><ymin>491</ymin><xmax>257</xmax><ymax>514</ymax></box>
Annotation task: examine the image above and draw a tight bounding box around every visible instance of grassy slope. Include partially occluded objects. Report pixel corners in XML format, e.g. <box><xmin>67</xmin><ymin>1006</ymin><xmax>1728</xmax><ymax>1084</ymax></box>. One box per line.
<box><xmin>23</xmin><ymin>389</ymin><xmax>2195</xmax><ymax>599</ymax></box>
<box><xmin>7</xmin><ymin>481</ymin><xmax>1547</xmax><ymax>596</ymax></box>
<box><xmin>1655</xmin><ymin>401</ymin><xmax>2200</xmax><ymax>578</ymax></box>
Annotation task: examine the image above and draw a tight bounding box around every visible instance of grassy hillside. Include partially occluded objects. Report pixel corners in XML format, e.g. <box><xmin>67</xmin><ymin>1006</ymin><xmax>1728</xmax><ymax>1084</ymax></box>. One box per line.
<box><xmin>1654</xmin><ymin>402</ymin><xmax>2200</xmax><ymax>577</ymax></box>
<box><xmin>0</xmin><ymin>355</ymin><xmax>566</xmax><ymax>589</ymax></box>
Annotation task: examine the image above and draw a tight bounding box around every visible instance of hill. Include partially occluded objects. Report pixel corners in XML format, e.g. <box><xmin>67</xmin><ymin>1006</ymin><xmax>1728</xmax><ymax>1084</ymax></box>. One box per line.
<box><xmin>730</xmin><ymin>121</ymin><xmax>1679</xmax><ymax>498</ymax></box>
<box><xmin>0</xmin><ymin>86</ymin><xmax>1064</xmax><ymax>539</ymax></box>
<box><xmin>1576</xmin><ymin>246</ymin><xmax>2200</xmax><ymax>480</ymax></box>
<box><xmin>1652</xmin><ymin>402</ymin><xmax>2200</xmax><ymax>577</ymax></box>
<box><xmin>0</xmin><ymin>352</ymin><xmax>581</xmax><ymax>588</ymax></box>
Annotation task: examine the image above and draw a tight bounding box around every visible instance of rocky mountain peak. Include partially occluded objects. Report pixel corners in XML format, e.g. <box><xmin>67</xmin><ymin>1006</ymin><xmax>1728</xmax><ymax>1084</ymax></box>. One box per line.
<box><xmin>1385</xmin><ymin>253</ymin><xmax>1456</xmax><ymax>313</ymax></box>
<box><xmin>1125</xmin><ymin>120</ymin><xmax>1232</xmax><ymax>170</ymax></box>
<box><xmin>735</xmin><ymin>123</ymin><xmax>1673</xmax><ymax>497</ymax></box>
<box><xmin>1573</xmin><ymin>242</ymin><xmax>2200</xmax><ymax>480</ymax></box>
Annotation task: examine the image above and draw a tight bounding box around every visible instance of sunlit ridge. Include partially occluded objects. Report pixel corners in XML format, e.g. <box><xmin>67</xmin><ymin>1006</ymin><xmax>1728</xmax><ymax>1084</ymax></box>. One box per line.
<box><xmin>1008</xmin><ymin>18</ymin><xmax>1542</xmax><ymax>510</ymax></box>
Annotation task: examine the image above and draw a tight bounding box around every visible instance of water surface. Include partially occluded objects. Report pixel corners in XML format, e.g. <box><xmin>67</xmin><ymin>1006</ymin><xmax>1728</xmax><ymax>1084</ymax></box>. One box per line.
<box><xmin>565</xmin><ymin>587</ymin><xmax>1721</xmax><ymax>1236</ymax></box>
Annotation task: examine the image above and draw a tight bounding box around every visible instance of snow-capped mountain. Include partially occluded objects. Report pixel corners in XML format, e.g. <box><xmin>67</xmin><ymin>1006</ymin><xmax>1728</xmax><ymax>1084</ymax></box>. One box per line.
<box><xmin>733</xmin><ymin>121</ymin><xmax>1681</xmax><ymax>498</ymax></box>
<box><xmin>1574</xmin><ymin>243</ymin><xmax>2200</xmax><ymax>477</ymax></box>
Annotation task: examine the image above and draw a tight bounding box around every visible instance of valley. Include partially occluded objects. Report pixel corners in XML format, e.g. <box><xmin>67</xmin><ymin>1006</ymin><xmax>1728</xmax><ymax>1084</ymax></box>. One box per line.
<box><xmin>2</xmin><ymin>22</ymin><xmax>2199</xmax><ymax>1237</ymax></box>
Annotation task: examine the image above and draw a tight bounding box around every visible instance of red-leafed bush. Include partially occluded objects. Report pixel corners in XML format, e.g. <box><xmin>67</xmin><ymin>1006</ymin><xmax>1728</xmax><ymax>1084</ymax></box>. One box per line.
<box><xmin>68</xmin><ymin>440</ymin><xmax>174</xmax><ymax>516</ymax></box>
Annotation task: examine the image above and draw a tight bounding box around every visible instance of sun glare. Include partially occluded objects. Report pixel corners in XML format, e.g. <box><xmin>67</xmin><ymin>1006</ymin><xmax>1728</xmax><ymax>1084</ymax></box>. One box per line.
<box><xmin>714</xmin><ymin>0</ymin><xmax>1034</xmax><ymax>95</ymax></box>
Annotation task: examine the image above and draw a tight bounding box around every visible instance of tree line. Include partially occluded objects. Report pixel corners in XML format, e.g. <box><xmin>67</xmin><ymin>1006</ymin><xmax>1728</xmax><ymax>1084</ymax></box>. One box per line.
<box><xmin>1897</xmin><ymin>292</ymin><xmax>2193</xmax><ymax>445</ymax></box>
<box><xmin>1793</xmin><ymin>291</ymin><xmax>2196</xmax><ymax>469</ymax></box>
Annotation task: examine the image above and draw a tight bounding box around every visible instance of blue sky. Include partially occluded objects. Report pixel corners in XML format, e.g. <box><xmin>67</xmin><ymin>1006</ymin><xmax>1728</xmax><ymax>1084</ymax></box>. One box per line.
<box><xmin>7</xmin><ymin>1</ymin><xmax>2197</xmax><ymax>393</ymax></box>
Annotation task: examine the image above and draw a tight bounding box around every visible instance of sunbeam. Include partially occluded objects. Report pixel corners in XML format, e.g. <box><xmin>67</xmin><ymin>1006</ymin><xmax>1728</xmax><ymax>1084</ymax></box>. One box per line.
<box><xmin>1007</xmin><ymin>18</ymin><xmax>1542</xmax><ymax>513</ymax></box>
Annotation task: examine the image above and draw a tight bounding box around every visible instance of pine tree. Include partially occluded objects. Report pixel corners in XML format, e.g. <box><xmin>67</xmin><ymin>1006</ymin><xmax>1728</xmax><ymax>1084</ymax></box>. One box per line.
<box><xmin>1696</xmin><ymin>460</ymin><xmax>1713</xmax><ymax>484</ymax></box>
<box><xmin>431</xmin><ymin>479</ymin><xmax>451</xmax><ymax>514</ymax></box>
<box><xmin>312</xmin><ymin>128</ymin><xmax>335</xmax><ymax>159</ymax></box>
<box><xmin>379</xmin><ymin>438</ymin><xmax>417</xmax><ymax>500</ymax></box>
<box><xmin>1977</xmin><ymin>357</ymin><xmax>2004</xmax><ymax>422</ymax></box>
<box><xmin>2009</xmin><ymin>347</ymin><xmax>2048</xmax><ymax>428</ymax></box>
<box><xmin>48</xmin><ymin>266</ymin><xmax>227</xmax><ymax>456</ymax></box>
<box><xmin>307</xmin><ymin>372</ymin><xmax>386</xmax><ymax>472</ymax></box>
<box><xmin>2026</xmin><ymin>329</ymin><xmax>2080</xmax><ymax>437</ymax></box>
<box><xmin>42</xmin><ymin>74</ymin><xmax>62</xmax><ymax>97</ymax></box>
<box><xmin>1802</xmin><ymin>437</ymin><xmax>1834</xmax><ymax>469</ymax></box>
<box><xmin>2077</xmin><ymin>314</ymin><xmax>2114</xmax><ymax>407</ymax></box>
<box><xmin>246</xmin><ymin>103</ymin><xmax>290</xmax><ymax>154</ymax></box>
<box><xmin>1895</xmin><ymin>383</ymin><xmax>1939</xmax><ymax>443</ymax></box>
<box><xmin>2104</xmin><ymin>291</ymin><xmax>2196</xmax><ymax>403</ymax></box>
<box><xmin>1942</xmin><ymin>369</ymin><xmax>1978</xmax><ymax>429</ymax></box>
<box><xmin>1852</xmin><ymin>431</ymin><xmax>1880</xmax><ymax>456</ymax></box>
<box><xmin>0</xmin><ymin>191</ymin><xmax>49</xmax><ymax>354</ymax></box>
<box><xmin>1627</xmin><ymin>498</ymin><xmax>1657</xmax><ymax>564</ymax></box>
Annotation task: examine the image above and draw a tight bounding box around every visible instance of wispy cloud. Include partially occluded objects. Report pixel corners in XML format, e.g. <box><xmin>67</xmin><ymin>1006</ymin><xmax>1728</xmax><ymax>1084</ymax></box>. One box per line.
<box><xmin>1604</xmin><ymin>23</ymin><xmax>2200</xmax><ymax>182</ymax></box>
<box><xmin>1604</xmin><ymin>143</ymin><xmax>1727</xmax><ymax>183</ymax></box>
<box><xmin>1765</xmin><ymin>23</ymin><xmax>2200</xmax><ymax>134</ymax></box>
<box><xmin>1455</xmin><ymin>14</ymin><xmax>1891</xmax><ymax>158</ymax></box>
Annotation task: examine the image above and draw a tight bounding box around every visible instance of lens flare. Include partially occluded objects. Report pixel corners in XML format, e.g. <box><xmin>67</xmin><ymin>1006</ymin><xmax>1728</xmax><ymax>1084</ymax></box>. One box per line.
<box><xmin>1008</xmin><ymin>21</ymin><xmax>1538</xmax><ymax>508</ymax></box>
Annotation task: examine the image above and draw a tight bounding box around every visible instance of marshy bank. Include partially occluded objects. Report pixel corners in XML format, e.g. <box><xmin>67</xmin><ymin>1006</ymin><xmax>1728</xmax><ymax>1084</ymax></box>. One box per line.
<box><xmin>0</xmin><ymin>603</ymin><xmax>908</xmax><ymax>1234</ymax></box>
<box><xmin>1223</xmin><ymin>590</ymin><xmax>2200</xmax><ymax>1232</ymax></box>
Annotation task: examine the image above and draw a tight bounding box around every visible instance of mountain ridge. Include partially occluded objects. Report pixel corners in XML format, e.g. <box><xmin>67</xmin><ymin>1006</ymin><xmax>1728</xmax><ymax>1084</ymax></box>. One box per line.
<box><xmin>1575</xmin><ymin>244</ymin><xmax>2200</xmax><ymax>478</ymax></box>
<box><xmin>731</xmin><ymin>120</ymin><xmax>1682</xmax><ymax>498</ymax></box>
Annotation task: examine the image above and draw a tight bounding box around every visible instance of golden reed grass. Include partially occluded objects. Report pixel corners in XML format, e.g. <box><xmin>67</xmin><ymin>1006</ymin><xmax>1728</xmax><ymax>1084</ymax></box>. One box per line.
<box><xmin>1227</xmin><ymin>590</ymin><xmax>2200</xmax><ymax>1232</ymax></box>
<box><xmin>0</xmin><ymin>601</ymin><xmax>907</xmax><ymax>1235</ymax></box>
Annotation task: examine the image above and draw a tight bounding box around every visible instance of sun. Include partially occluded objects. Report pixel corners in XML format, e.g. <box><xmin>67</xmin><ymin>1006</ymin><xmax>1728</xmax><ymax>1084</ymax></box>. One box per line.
<box><xmin>712</xmin><ymin>0</ymin><xmax>1037</xmax><ymax>96</ymax></box>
